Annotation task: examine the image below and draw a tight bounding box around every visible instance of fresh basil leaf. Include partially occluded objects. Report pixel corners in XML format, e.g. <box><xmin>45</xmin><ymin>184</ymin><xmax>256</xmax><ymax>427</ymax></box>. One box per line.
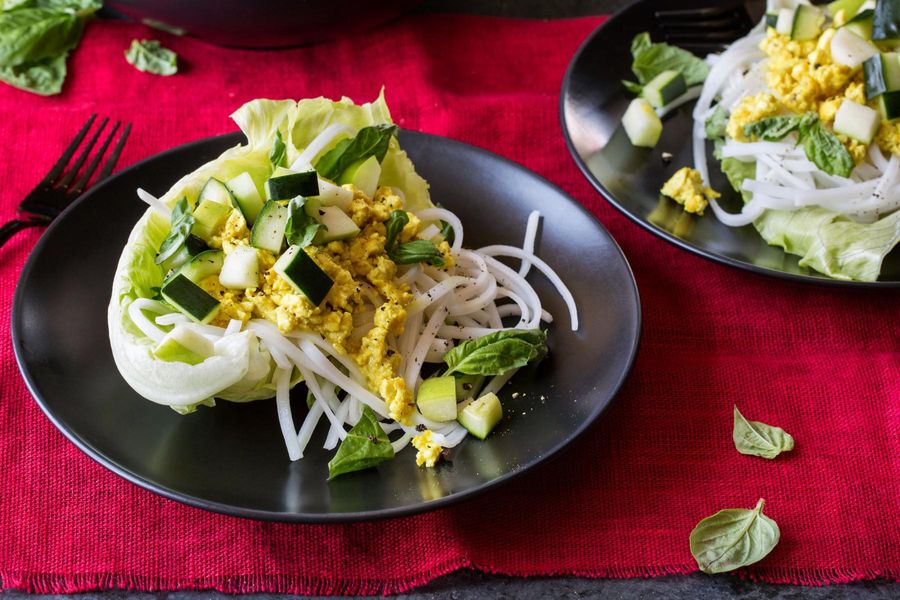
<box><xmin>390</xmin><ymin>239</ymin><xmax>444</xmax><ymax>266</ymax></box>
<box><xmin>629</xmin><ymin>31</ymin><xmax>709</xmax><ymax>87</ymax></box>
<box><xmin>1</xmin><ymin>0</ymin><xmax>34</xmax><ymax>11</ymax></box>
<box><xmin>622</xmin><ymin>79</ymin><xmax>644</xmax><ymax>94</ymax></box>
<box><xmin>0</xmin><ymin>51</ymin><xmax>63</xmax><ymax>94</ymax></box>
<box><xmin>384</xmin><ymin>209</ymin><xmax>408</xmax><ymax>250</ymax></box>
<box><xmin>35</xmin><ymin>0</ymin><xmax>100</xmax><ymax>13</ymax></box>
<box><xmin>797</xmin><ymin>113</ymin><xmax>855</xmax><ymax>178</ymax></box>
<box><xmin>327</xmin><ymin>405</ymin><xmax>394</xmax><ymax>479</ymax></box>
<box><xmin>155</xmin><ymin>197</ymin><xmax>195</xmax><ymax>265</ymax></box>
<box><xmin>314</xmin><ymin>124</ymin><xmax>398</xmax><ymax>181</ymax></box>
<box><xmin>269</xmin><ymin>130</ymin><xmax>287</xmax><ymax>168</ymax></box>
<box><xmin>284</xmin><ymin>196</ymin><xmax>321</xmax><ymax>248</ymax></box>
<box><xmin>732</xmin><ymin>406</ymin><xmax>794</xmax><ymax>459</ymax></box>
<box><xmin>689</xmin><ymin>498</ymin><xmax>780</xmax><ymax>574</ymax></box>
<box><xmin>743</xmin><ymin>115</ymin><xmax>801</xmax><ymax>141</ymax></box>
<box><xmin>705</xmin><ymin>105</ymin><xmax>730</xmax><ymax>140</ymax></box>
<box><xmin>124</xmin><ymin>39</ymin><xmax>177</xmax><ymax>76</ymax></box>
<box><xmin>439</xmin><ymin>219</ymin><xmax>455</xmax><ymax>246</ymax></box>
<box><xmin>444</xmin><ymin>329</ymin><xmax>548</xmax><ymax>376</ymax></box>
<box><xmin>0</xmin><ymin>8</ymin><xmax>82</xmax><ymax>65</ymax></box>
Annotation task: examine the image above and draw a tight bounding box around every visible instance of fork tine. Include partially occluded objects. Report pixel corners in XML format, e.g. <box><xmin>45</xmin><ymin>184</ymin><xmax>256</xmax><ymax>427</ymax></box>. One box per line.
<box><xmin>654</xmin><ymin>4</ymin><xmax>744</xmax><ymax>19</ymax></box>
<box><xmin>38</xmin><ymin>114</ymin><xmax>97</xmax><ymax>188</ymax></box>
<box><xmin>70</xmin><ymin>121</ymin><xmax>121</xmax><ymax>195</ymax></box>
<box><xmin>94</xmin><ymin>123</ymin><xmax>131</xmax><ymax>185</ymax></box>
<box><xmin>57</xmin><ymin>117</ymin><xmax>108</xmax><ymax>189</ymax></box>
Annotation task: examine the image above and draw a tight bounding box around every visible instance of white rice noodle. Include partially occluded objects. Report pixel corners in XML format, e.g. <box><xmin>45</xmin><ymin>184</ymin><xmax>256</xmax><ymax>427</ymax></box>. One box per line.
<box><xmin>478</xmin><ymin>245</ymin><xmax>578</xmax><ymax>331</ymax></box>
<box><xmin>407</xmin><ymin>276</ymin><xmax>470</xmax><ymax>318</ymax></box>
<box><xmin>437</xmin><ymin>324</ymin><xmax>500</xmax><ymax>340</ymax></box>
<box><xmin>415</xmin><ymin>208</ymin><xmax>463</xmax><ymax>254</ymax></box>
<box><xmin>291</xmin><ymin>123</ymin><xmax>355</xmax><ymax>170</ymax></box>
<box><xmin>720</xmin><ymin>141</ymin><xmax>795</xmax><ymax>160</ymax></box>
<box><xmin>128</xmin><ymin>298</ymin><xmax>171</xmax><ymax>343</ymax></box>
<box><xmin>397</xmin><ymin>264</ymin><xmax>421</xmax><ymax>286</ymax></box>
<box><xmin>707</xmin><ymin>197</ymin><xmax>768</xmax><ymax>227</ymax></box>
<box><xmin>482</xmin><ymin>368</ymin><xmax>519</xmax><ymax>397</ymax></box>
<box><xmin>324</xmin><ymin>398</ymin><xmax>351</xmax><ymax>450</ymax></box>
<box><xmin>274</xmin><ymin>367</ymin><xmax>302</xmax><ymax>461</ymax></box>
<box><xmin>657</xmin><ymin>86</ymin><xmax>704</xmax><ymax>119</ymax></box>
<box><xmin>481</xmin><ymin>255</ymin><xmax>543</xmax><ymax>329</ymax></box>
<box><xmin>391</xmin><ymin>432</ymin><xmax>414</xmax><ymax>454</ymax></box>
<box><xmin>296</xmin><ymin>400</ymin><xmax>324</xmax><ymax>456</ymax></box>
<box><xmin>404</xmin><ymin>302</ymin><xmax>450</xmax><ymax>389</ymax></box>
<box><xmin>136</xmin><ymin>188</ymin><xmax>170</xmax><ymax>216</ymax></box>
<box><xmin>418</xmin><ymin>224</ymin><xmax>441</xmax><ymax>241</ymax></box>
<box><xmin>518</xmin><ymin>211</ymin><xmax>541</xmax><ymax>277</ymax></box>
<box><xmin>426</xmin><ymin>338</ymin><xmax>452</xmax><ymax>363</ymax></box>
<box><xmin>224</xmin><ymin>319</ymin><xmax>243</xmax><ymax>336</ymax></box>
<box><xmin>294</xmin><ymin>362</ymin><xmax>346</xmax><ymax>439</ymax></box>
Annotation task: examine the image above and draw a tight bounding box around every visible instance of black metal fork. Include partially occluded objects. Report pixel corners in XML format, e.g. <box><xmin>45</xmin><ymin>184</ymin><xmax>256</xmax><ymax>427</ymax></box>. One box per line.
<box><xmin>655</xmin><ymin>2</ymin><xmax>756</xmax><ymax>55</ymax></box>
<box><xmin>0</xmin><ymin>114</ymin><xmax>131</xmax><ymax>249</ymax></box>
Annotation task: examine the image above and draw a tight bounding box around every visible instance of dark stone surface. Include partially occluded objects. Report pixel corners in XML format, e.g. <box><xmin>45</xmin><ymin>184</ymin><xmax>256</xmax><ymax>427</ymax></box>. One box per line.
<box><xmin>3</xmin><ymin>0</ymin><xmax>897</xmax><ymax>599</ymax></box>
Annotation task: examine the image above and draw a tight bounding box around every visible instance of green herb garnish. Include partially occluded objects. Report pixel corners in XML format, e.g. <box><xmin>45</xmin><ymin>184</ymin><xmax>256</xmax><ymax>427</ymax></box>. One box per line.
<box><xmin>314</xmin><ymin>124</ymin><xmax>397</xmax><ymax>181</ymax></box>
<box><xmin>284</xmin><ymin>195</ymin><xmax>321</xmax><ymax>248</ymax></box>
<box><xmin>327</xmin><ymin>406</ymin><xmax>394</xmax><ymax>479</ymax></box>
<box><xmin>690</xmin><ymin>498</ymin><xmax>780</xmax><ymax>574</ymax></box>
<box><xmin>155</xmin><ymin>197</ymin><xmax>194</xmax><ymax>265</ymax></box>
<box><xmin>732</xmin><ymin>406</ymin><xmax>794</xmax><ymax>459</ymax></box>
<box><xmin>622</xmin><ymin>32</ymin><xmax>710</xmax><ymax>93</ymax></box>
<box><xmin>444</xmin><ymin>329</ymin><xmax>547</xmax><ymax>376</ymax></box>
<box><xmin>124</xmin><ymin>39</ymin><xmax>177</xmax><ymax>76</ymax></box>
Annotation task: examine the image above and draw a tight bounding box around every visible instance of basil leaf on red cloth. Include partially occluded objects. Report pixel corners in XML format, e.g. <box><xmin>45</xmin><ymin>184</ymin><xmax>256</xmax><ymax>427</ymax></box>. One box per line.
<box><xmin>733</xmin><ymin>406</ymin><xmax>794</xmax><ymax>459</ymax></box>
<box><xmin>124</xmin><ymin>39</ymin><xmax>178</xmax><ymax>76</ymax></box>
<box><xmin>690</xmin><ymin>498</ymin><xmax>781</xmax><ymax>574</ymax></box>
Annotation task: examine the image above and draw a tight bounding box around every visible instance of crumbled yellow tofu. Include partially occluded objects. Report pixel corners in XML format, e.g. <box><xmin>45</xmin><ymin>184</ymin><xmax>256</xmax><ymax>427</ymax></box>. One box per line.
<box><xmin>661</xmin><ymin>168</ymin><xmax>720</xmax><ymax>215</ymax></box>
<box><xmin>411</xmin><ymin>430</ymin><xmax>443</xmax><ymax>468</ymax></box>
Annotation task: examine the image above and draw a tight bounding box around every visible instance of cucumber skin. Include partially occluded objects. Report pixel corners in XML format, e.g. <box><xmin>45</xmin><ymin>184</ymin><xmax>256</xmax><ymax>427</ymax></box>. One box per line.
<box><xmin>160</xmin><ymin>274</ymin><xmax>221</xmax><ymax>324</ymax></box>
<box><xmin>416</xmin><ymin>376</ymin><xmax>458</xmax><ymax>422</ymax></box>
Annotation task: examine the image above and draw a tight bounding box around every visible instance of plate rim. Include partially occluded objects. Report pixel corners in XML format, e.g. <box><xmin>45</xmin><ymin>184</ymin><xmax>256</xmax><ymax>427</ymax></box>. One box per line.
<box><xmin>11</xmin><ymin>129</ymin><xmax>643</xmax><ymax>523</ymax></box>
<box><xmin>558</xmin><ymin>0</ymin><xmax>900</xmax><ymax>289</ymax></box>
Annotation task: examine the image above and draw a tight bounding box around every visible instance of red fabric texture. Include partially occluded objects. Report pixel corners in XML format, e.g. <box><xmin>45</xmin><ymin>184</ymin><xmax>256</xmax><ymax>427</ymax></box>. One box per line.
<box><xmin>1</xmin><ymin>14</ymin><xmax>899</xmax><ymax>595</ymax></box>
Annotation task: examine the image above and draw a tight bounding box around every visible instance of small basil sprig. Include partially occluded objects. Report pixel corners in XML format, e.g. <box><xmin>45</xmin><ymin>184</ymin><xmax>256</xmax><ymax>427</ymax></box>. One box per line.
<box><xmin>798</xmin><ymin>113</ymin><xmax>855</xmax><ymax>178</ymax></box>
<box><xmin>733</xmin><ymin>406</ymin><xmax>794</xmax><ymax>459</ymax></box>
<box><xmin>690</xmin><ymin>498</ymin><xmax>780</xmax><ymax>574</ymax></box>
<box><xmin>384</xmin><ymin>209</ymin><xmax>444</xmax><ymax>266</ymax></box>
<box><xmin>315</xmin><ymin>124</ymin><xmax>398</xmax><ymax>181</ymax></box>
<box><xmin>444</xmin><ymin>329</ymin><xmax>548</xmax><ymax>376</ymax></box>
<box><xmin>327</xmin><ymin>406</ymin><xmax>394</xmax><ymax>479</ymax></box>
<box><xmin>742</xmin><ymin>115</ymin><xmax>800</xmax><ymax>141</ymax></box>
<box><xmin>390</xmin><ymin>239</ymin><xmax>445</xmax><ymax>266</ymax></box>
<box><xmin>269</xmin><ymin>130</ymin><xmax>287</xmax><ymax>169</ymax></box>
<box><xmin>284</xmin><ymin>196</ymin><xmax>321</xmax><ymax>248</ymax></box>
<box><xmin>155</xmin><ymin>197</ymin><xmax>194</xmax><ymax>265</ymax></box>
<box><xmin>124</xmin><ymin>39</ymin><xmax>177</xmax><ymax>76</ymax></box>
<box><xmin>742</xmin><ymin>113</ymin><xmax>854</xmax><ymax>177</ymax></box>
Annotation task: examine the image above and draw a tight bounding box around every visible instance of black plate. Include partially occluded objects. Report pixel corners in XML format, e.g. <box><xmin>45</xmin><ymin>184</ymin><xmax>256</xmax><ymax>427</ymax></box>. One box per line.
<box><xmin>560</xmin><ymin>0</ymin><xmax>900</xmax><ymax>287</ymax></box>
<box><xmin>11</xmin><ymin>131</ymin><xmax>641</xmax><ymax>522</ymax></box>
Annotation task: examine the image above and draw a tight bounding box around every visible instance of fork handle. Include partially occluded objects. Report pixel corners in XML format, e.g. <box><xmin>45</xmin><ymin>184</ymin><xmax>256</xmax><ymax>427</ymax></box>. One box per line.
<box><xmin>0</xmin><ymin>217</ymin><xmax>50</xmax><ymax>250</ymax></box>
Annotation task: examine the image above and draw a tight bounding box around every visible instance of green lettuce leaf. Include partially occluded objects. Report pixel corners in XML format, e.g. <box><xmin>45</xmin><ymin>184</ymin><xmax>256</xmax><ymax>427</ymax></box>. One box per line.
<box><xmin>110</xmin><ymin>93</ymin><xmax>435</xmax><ymax>412</ymax></box>
<box><xmin>628</xmin><ymin>31</ymin><xmax>710</xmax><ymax>88</ymax></box>
<box><xmin>718</xmin><ymin>158</ymin><xmax>900</xmax><ymax>281</ymax></box>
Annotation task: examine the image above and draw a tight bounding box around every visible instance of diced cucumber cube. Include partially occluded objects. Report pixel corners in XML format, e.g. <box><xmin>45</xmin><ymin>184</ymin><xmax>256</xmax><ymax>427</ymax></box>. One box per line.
<box><xmin>161</xmin><ymin>274</ymin><xmax>220</xmax><ymax>324</ymax></box>
<box><xmin>776</xmin><ymin>8</ymin><xmax>795</xmax><ymax>35</ymax></box>
<box><xmin>339</xmin><ymin>155</ymin><xmax>382</xmax><ymax>199</ymax></box>
<box><xmin>834</xmin><ymin>99</ymin><xmax>881</xmax><ymax>143</ymax></box>
<box><xmin>219</xmin><ymin>245</ymin><xmax>260</xmax><ymax>290</ymax></box>
<box><xmin>880</xmin><ymin>90</ymin><xmax>900</xmax><ymax>121</ymax></box>
<box><xmin>457</xmin><ymin>392</ymin><xmax>503</xmax><ymax>440</ymax></box>
<box><xmin>827</xmin><ymin>0</ymin><xmax>866</xmax><ymax>20</ymax></box>
<box><xmin>316</xmin><ymin>178</ymin><xmax>354</xmax><ymax>211</ymax></box>
<box><xmin>273</xmin><ymin>245</ymin><xmax>334</xmax><ymax>305</ymax></box>
<box><xmin>250</xmin><ymin>200</ymin><xmax>289</xmax><ymax>254</ymax></box>
<box><xmin>266</xmin><ymin>169</ymin><xmax>319</xmax><ymax>200</ymax></box>
<box><xmin>176</xmin><ymin>249</ymin><xmax>223</xmax><ymax>284</ymax></box>
<box><xmin>844</xmin><ymin>9</ymin><xmax>874</xmax><ymax>40</ymax></box>
<box><xmin>791</xmin><ymin>4</ymin><xmax>823</xmax><ymax>40</ymax></box>
<box><xmin>153</xmin><ymin>324</ymin><xmax>214</xmax><ymax>365</ymax></box>
<box><xmin>455</xmin><ymin>373</ymin><xmax>486</xmax><ymax>401</ymax></box>
<box><xmin>313</xmin><ymin>206</ymin><xmax>361</xmax><ymax>244</ymax></box>
<box><xmin>622</xmin><ymin>98</ymin><xmax>663</xmax><ymax>148</ymax></box>
<box><xmin>191</xmin><ymin>199</ymin><xmax>232</xmax><ymax>243</ymax></box>
<box><xmin>416</xmin><ymin>376</ymin><xmax>458</xmax><ymax>422</ymax></box>
<box><xmin>198</xmin><ymin>177</ymin><xmax>236</xmax><ymax>206</ymax></box>
<box><xmin>831</xmin><ymin>27</ymin><xmax>879</xmax><ymax>68</ymax></box>
<box><xmin>226</xmin><ymin>172</ymin><xmax>264</xmax><ymax>225</ymax></box>
<box><xmin>641</xmin><ymin>70</ymin><xmax>687</xmax><ymax>109</ymax></box>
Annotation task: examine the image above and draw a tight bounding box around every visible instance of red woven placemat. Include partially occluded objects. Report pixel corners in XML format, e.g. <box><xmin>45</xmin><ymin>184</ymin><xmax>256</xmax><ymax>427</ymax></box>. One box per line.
<box><xmin>1</xmin><ymin>14</ymin><xmax>898</xmax><ymax>595</ymax></box>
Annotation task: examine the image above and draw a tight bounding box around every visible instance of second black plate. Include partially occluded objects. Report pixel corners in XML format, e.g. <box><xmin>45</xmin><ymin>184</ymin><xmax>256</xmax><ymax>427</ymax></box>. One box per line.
<box><xmin>560</xmin><ymin>0</ymin><xmax>900</xmax><ymax>287</ymax></box>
